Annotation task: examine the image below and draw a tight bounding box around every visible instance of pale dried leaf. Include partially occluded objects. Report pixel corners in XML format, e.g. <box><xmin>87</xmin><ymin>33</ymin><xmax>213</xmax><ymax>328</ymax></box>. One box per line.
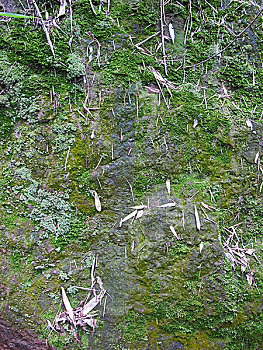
<box><xmin>83</xmin><ymin>318</ymin><xmax>97</xmax><ymax>328</ymax></box>
<box><xmin>94</xmin><ymin>191</ymin><xmax>101</xmax><ymax>212</ymax></box>
<box><xmin>158</xmin><ymin>202</ymin><xmax>177</xmax><ymax>208</ymax></box>
<box><xmin>166</xmin><ymin>179</ymin><xmax>171</xmax><ymax>195</ymax></box>
<box><xmin>225</xmin><ymin>251</ymin><xmax>236</xmax><ymax>269</ymax></box>
<box><xmin>82</xmin><ymin>290</ymin><xmax>106</xmax><ymax>316</ymax></box>
<box><xmin>47</xmin><ymin>319</ymin><xmax>58</xmax><ymax>332</ymax></box>
<box><xmin>170</xmin><ymin>225</ymin><xmax>180</xmax><ymax>239</ymax></box>
<box><xmin>194</xmin><ymin>205</ymin><xmax>201</xmax><ymax>230</ymax></box>
<box><xmin>193</xmin><ymin>119</ymin><xmax>198</xmax><ymax>128</ymax></box>
<box><xmin>144</xmin><ymin>85</ymin><xmax>160</xmax><ymax>94</ymax></box>
<box><xmin>241</xmin><ymin>263</ymin><xmax>247</xmax><ymax>272</ymax></box>
<box><xmin>121</xmin><ymin>210</ymin><xmax>137</xmax><ymax>223</ymax></box>
<box><xmin>91</xmin><ymin>130</ymin><xmax>95</xmax><ymax>139</ymax></box>
<box><xmin>97</xmin><ymin>276</ymin><xmax>104</xmax><ymax>291</ymax></box>
<box><xmin>246</xmin><ymin>272</ymin><xmax>253</xmax><ymax>286</ymax></box>
<box><xmin>246</xmin><ymin>118</ymin><xmax>253</xmax><ymax>130</ymax></box>
<box><xmin>130</xmin><ymin>205</ymin><xmax>146</xmax><ymax>210</ymax></box>
<box><xmin>58</xmin><ymin>0</ymin><xmax>66</xmax><ymax>17</ymax></box>
<box><xmin>136</xmin><ymin>210</ymin><xmax>144</xmax><ymax>219</ymax></box>
<box><xmin>61</xmin><ymin>287</ymin><xmax>75</xmax><ymax>326</ymax></box>
<box><xmin>199</xmin><ymin>242</ymin><xmax>204</xmax><ymax>253</ymax></box>
<box><xmin>168</xmin><ymin>23</ymin><xmax>175</xmax><ymax>43</ymax></box>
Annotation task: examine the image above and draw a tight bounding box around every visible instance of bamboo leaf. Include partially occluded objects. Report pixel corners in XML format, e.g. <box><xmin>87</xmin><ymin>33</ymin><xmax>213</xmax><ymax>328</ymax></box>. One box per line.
<box><xmin>194</xmin><ymin>204</ymin><xmax>201</xmax><ymax>230</ymax></box>
<box><xmin>158</xmin><ymin>202</ymin><xmax>177</xmax><ymax>208</ymax></box>
<box><xmin>168</xmin><ymin>23</ymin><xmax>175</xmax><ymax>44</ymax></box>
<box><xmin>94</xmin><ymin>191</ymin><xmax>101</xmax><ymax>212</ymax></box>
<box><xmin>170</xmin><ymin>225</ymin><xmax>180</xmax><ymax>240</ymax></box>
<box><xmin>61</xmin><ymin>287</ymin><xmax>75</xmax><ymax>326</ymax></box>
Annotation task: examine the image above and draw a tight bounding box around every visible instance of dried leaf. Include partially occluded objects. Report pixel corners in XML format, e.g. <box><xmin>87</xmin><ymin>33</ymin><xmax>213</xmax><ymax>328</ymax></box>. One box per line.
<box><xmin>91</xmin><ymin>130</ymin><xmax>95</xmax><ymax>139</ymax></box>
<box><xmin>246</xmin><ymin>118</ymin><xmax>253</xmax><ymax>130</ymax></box>
<box><xmin>47</xmin><ymin>319</ymin><xmax>58</xmax><ymax>332</ymax></box>
<box><xmin>144</xmin><ymin>85</ymin><xmax>160</xmax><ymax>94</ymax></box>
<box><xmin>130</xmin><ymin>205</ymin><xmax>146</xmax><ymax>210</ymax></box>
<box><xmin>225</xmin><ymin>251</ymin><xmax>236</xmax><ymax>269</ymax></box>
<box><xmin>82</xmin><ymin>290</ymin><xmax>106</xmax><ymax>316</ymax></box>
<box><xmin>168</xmin><ymin>23</ymin><xmax>175</xmax><ymax>43</ymax></box>
<box><xmin>194</xmin><ymin>205</ymin><xmax>201</xmax><ymax>230</ymax></box>
<box><xmin>97</xmin><ymin>276</ymin><xmax>104</xmax><ymax>291</ymax></box>
<box><xmin>158</xmin><ymin>202</ymin><xmax>177</xmax><ymax>208</ymax></box>
<box><xmin>246</xmin><ymin>248</ymin><xmax>255</xmax><ymax>255</ymax></box>
<box><xmin>58</xmin><ymin>0</ymin><xmax>66</xmax><ymax>17</ymax></box>
<box><xmin>121</xmin><ymin>210</ymin><xmax>137</xmax><ymax>224</ymax></box>
<box><xmin>136</xmin><ymin>210</ymin><xmax>144</xmax><ymax>219</ymax></box>
<box><xmin>83</xmin><ymin>318</ymin><xmax>97</xmax><ymax>328</ymax></box>
<box><xmin>166</xmin><ymin>179</ymin><xmax>171</xmax><ymax>195</ymax></box>
<box><xmin>193</xmin><ymin>119</ymin><xmax>198</xmax><ymax>128</ymax></box>
<box><xmin>94</xmin><ymin>191</ymin><xmax>101</xmax><ymax>212</ymax></box>
<box><xmin>61</xmin><ymin>287</ymin><xmax>75</xmax><ymax>326</ymax></box>
<box><xmin>199</xmin><ymin>242</ymin><xmax>204</xmax><ymax>253</ymax></box>
<box><xmin>246</xmin><ymin>272</ymin><xmax>253</xmax><ymax>286</ymax></box>
<box><xmin>170</xmin><ymin>225</ymin><xmax>180</xmax><ymax>240</ymax></box>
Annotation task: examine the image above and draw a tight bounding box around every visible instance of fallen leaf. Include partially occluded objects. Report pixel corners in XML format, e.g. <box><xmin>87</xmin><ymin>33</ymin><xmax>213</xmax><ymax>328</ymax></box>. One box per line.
<box><xmin>168</xmin><ymin>23</ymin><xmax>175</xmax><ymax>43</ymax></box>
<box><xmin>199</xmin><ymin>242</ymin><xmax>204</xmax><ymax>253</ymax></box>
<box><xmin>246</xmin><ymin>118</ymin><xmax>253</xmax><ymax>130</ymax></box>
<box><xmin>61</xmin><ymin>287</ymin><xmax>75</xmax><ymax>326</ymax></box>
<box><xmin>130</xmin><ymin>205</ymin><xmax>146</xmax><ymax>210</ymax></box>
<box><xmin>82</xmin><ymin>290</ymin><xmax>106</xmax><ymax>316</ymax></box>
<box><xmin>158</xmin><ymin>202</ymin><xmax>177</xmax><ymax>208</ymax></box>
<box><xmin>94</xmin><ymin>191</ymin><xmax>101</xmax><ymax>212</ymax></box>
<box><xmin>246</xmin><ymin>272</ymin><xmax>253</xmax><ymax>286</ymax></box>
<box><xmin>136</xmin><ymin>210</ymin><xmax>144</xmax><ymax>219</ymax></box>
<box><xmin>58</xmin><ymin>0</ymin><xmax>66</xmax><ymax>17</ymax></box>
<box><xmin>194</xmin><ymin>204</ymin><xmax>201</xmax><ymax>230</ymax></box>
<box><xmin>121</xmin><ymin>210</ymin><xmax>137</xmax><ymax>224</ymax></box>
<box><xmin>193</xmin><ymin>119</ymin><xmax>198</xmax><ymax>128</ymax></box>
<box><xmin>225</xmin><ymin>251</ymin><xmax>236</xmax><ymax>269</ymax></box>
<box><xmin>170</xmin><ymin>225</ymin><xmax>180</xmax><ymax>239</ymax></box>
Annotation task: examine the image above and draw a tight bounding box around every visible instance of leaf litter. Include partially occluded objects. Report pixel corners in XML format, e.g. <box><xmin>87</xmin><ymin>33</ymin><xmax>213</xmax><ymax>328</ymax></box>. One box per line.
<box><xmin>48</xmin><ymin>257</ymin><xmax>107</xmax><ymax>344</ymax></box>
<box><xmin>222</xmin><ymin>226</ymin><xmax>260</xmax><ymax>288</ymax></box>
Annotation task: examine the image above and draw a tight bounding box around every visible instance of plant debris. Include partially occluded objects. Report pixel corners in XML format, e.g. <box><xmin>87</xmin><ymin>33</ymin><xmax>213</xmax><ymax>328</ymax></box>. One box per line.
<box><xmin>223</xmin><ymin>227</ymin><xmax>260</xmax><ymax>288</ymax></box>
<box><xmin>48</xmin><ymin>258</ymin><xmax>106</xmax><ymax>344</ymax></box>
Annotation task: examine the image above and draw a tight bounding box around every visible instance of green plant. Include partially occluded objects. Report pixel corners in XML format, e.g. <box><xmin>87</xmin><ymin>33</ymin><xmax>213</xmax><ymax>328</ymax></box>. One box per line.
<box><xmin>0</xmin><ymin>12</ymin><xmax>37</xmax><ymax>19</ymax></box>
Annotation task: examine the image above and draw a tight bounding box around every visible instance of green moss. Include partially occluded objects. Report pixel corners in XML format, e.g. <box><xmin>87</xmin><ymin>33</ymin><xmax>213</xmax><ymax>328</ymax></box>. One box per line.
<box><xmin>120</xmin><ymin>309</ymin><xmax>148</xmax><ymax>343</ymax></box>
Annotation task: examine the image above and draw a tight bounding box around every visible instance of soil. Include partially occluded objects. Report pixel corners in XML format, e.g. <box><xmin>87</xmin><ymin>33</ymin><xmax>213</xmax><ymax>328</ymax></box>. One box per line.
<box><xmin>0</xmin><ymin>318</ymin><xmax>53</xmax><ymax>350</ymax></box>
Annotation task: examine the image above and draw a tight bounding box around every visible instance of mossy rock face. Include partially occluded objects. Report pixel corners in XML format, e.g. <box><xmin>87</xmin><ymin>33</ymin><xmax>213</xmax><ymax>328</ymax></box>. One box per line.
<box><xmin>1</xmin><ymin>0</ymin><xmax>263</xmax><ymax>349</ymax></box>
